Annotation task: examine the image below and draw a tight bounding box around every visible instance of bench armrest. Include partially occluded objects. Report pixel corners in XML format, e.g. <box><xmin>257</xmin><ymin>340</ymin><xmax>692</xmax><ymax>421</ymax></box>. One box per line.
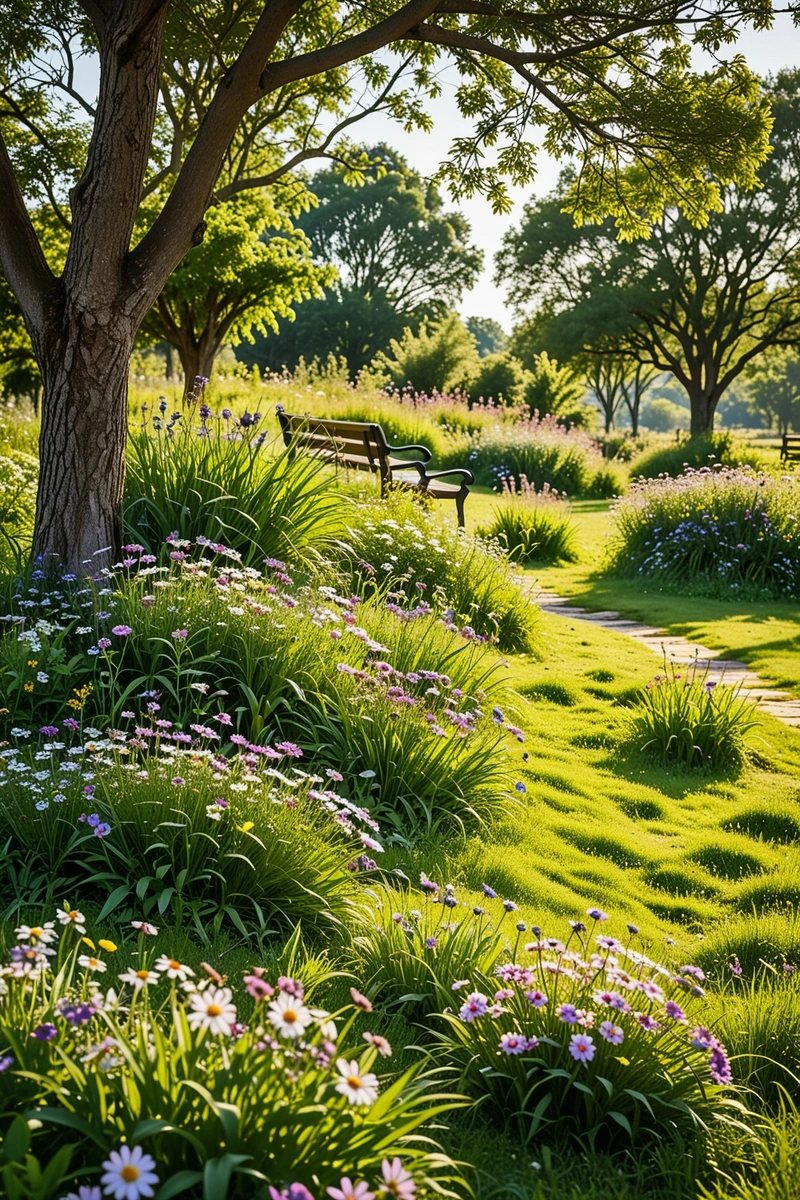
<box><xmin>420</xmin><ymin>467</ymin><xmax>474</xmax><ymax>486</ymax></box>
<box><xmin>386</xmin><ymin>442</ymin><xmax>433</xmax><ymax>462</ymax></box>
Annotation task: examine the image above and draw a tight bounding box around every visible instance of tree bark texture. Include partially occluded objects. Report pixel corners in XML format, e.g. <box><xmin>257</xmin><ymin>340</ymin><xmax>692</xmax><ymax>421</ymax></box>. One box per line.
<box><xmin>32</xmin><ymin>310</ymin><xmax>134</xmax><ymax>573</ymax></box>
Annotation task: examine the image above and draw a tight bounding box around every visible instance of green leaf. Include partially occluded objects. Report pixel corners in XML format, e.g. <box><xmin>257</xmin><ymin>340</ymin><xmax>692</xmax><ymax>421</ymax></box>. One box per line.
<box><xmin>97</xmin><ymin>884</ymin><xmax>131</xmax><ymax>921</ymax></box>
<box><xmin>608</xmin><ymin>1110</ymin><xmax>633</xmax><ymax>1137</ymax></box>
<box><xmin>2</xmin><ymin>1116</ymin><xmax>30</xmax><ymax>1163</ymax></box>
<box><xmin>154</xmin><ymin>1170</ymin><xmax>204</xmax><ymax>1200</ymax></box>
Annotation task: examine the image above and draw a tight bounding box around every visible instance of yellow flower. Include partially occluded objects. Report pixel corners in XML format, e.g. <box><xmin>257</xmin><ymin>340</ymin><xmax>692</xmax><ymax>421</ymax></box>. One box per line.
<box><xmin>23</xmin><ymin>682</ymin><xmax>34</xmax><ymax>693</ymax></box>
<box><xmin>82</xmin><ymin>937</ymin><xmax>96</xmax><ymax>950</ymax></box>
<box><xmin>27</xmin><ymin>659</ymin><xmax>38</xmax><ymax>667</ymax></box>
<box><xmin>98</xmin><ymin>939</ymin><xmax>117</xmax><ymax>952</ymax></box>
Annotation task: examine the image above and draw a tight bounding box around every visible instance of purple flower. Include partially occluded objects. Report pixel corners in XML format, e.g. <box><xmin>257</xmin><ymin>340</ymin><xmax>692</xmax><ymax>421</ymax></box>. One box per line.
<box><xmin>586</xmin><ymin>907</ymin><xmax>609</xmax><ymax>922</ymax></box>
<box><xmin>31</xmin><ymin>1022</ymin><xmax>57</xmax><ymax>1041</ymax></box>
<box><xmin>459</xmin><ymin>992</ymin><xmax>488</xmax><ymax>1022</ymax></box>
<box><xmin>171</xmin><ymin>629</ymin><xmax>188</xmax><ymax>639</ymax></box>
<box><xmin>499</xmin><ymin>1032</ymin><xmax>528</xmax><ymax>1055</ymax></box>
<box><xmin>556</xmin><ymin>1003</ymin><xmax>579</xmax><ymax>1024</ymax></box>
<box><xmin>690</xmin><ymin>1026</ymin><xmax>717</xmax><ymax>1050</ymax></box>
<box><xmin>0</xmin><ymin>1056</ymin><xmax>13</xmax><ymax>1073</ymax></box>
<box><xmin>514</xmin><ymin>782</ymin><xmax>527</xmax><ymax>793</ymax></box>
<box><xmin>275</xmin><ymin>741</ymin><xmax>303</xmax><ymax>758</ymax></box>
<box><xmin>665</xmin><ymin>1000</ymin><xmax>686</xmax><ymax>1022</ymax></box>
<box><xmin>326</xmin><ymin>768</ymin><xmax>344</xmax><ymax>782</ymax></box>
<box><xmin>38</xmin><ymin>726</ymin><xmax>59</xmax><ymax>736</ymax></box>
<box><xmin>84</xmin><ymin>784</ymin><xmax>96</xmax><ymax>796</ymax></box>
<box><xmin>627</xmin><ymin>923</ymin><xmax>639</xmax><ymax>935</ymax></box>
<box><xmin>635</xmin><ymin>1013</ymin><xmax>660</xmax><ymax>1032</ymax></box>
<box><xmin>97</xmin><ymin>637</ymin><xmax>112</xmax><ymax>650</ymax></box>
<box><xmin>94</xmin><ymin>823</ymin><xmax>111</xmax><ymax>838</ymax></box>
<box><xmin>525</xmin><ymin>989</ymin><xmax>548</xmax><ymax>1007</ymax></box>
<box><xmin>111</xmin><ymin>625</ymin><xmax>132</xmax><ymax>637</ymax></box>
<box><xmin>598</xmin><ymin>1020</ymin><xmax>624</xmax><ymax>1045</ymax></box>
<box><xmin>171</xmin><ymin>777</ymin><xmax>185</xmax><ymax>787</ymax></box>
<box><xmin>87</xmin><ymin>813</ymin><xmax>100</xmax><ymax>827</ymax></box>
<box><xmin>482</xmin><ymin>883</ymin><xmax>497</xmax><ymax>899</ymax></box>
<box><xmin>709</xmin><ymin>1044</ymin><xmax>732</xmax><ymax>1085</ymax></box>
<box><xmin>503</xmin><ymin>899</ymin><xmax>518</xmax><ymax>912</ymax></box>
<box><xmin>785</xmin><ymin>964</ymin><xmax>796</xmax><ymax>974</ymax></box>
<box><xmin>727</xmin><ymin>958</ymin><xmax>743</xmax><ymax>977</ymax></box>
<box><xmin>57</xmin><ymin>1000</ymin><xmax>95</xmax><ymax>1026</ymax></box>
<box><xmin>419</xmin><ymin>875</ymin><xmax>439</xmax><ymax>894</ymax></box>
<box><xmin>568</xmin><ymin>1033</ymin><xmax>595</xmax><ymax>1064</ymax></box>
<box><xmin>425</xmin><ymin>937</ymin><xmax>438</xmax><ymax>949</ymax></box>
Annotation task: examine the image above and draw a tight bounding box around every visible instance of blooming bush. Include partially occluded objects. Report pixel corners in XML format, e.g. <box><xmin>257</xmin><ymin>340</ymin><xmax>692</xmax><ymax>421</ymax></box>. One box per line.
<box><xmin>629</xmin><ymin>432</ymin><xmax>763</xmax><ymax>482</ymax></box>
<box><xmin>625</xmin><ymin>661</ymin><xmax>760</xmax><ymax>771</ymax></box>
<box><xmin>437</xmin><ymin>414</ymin><xmax>612</xmax><ymax>496</ymax></box>
<box><xmin>334</xmin><ymin>494</ymin><xmax>538</xmax><ymax>652</ymax></box>
<box><xmin>477</xmin><ymin>478</ymin><xmax>579</xmax><ymax>564</ymax></box>
<box><xmin>426</xmin><ymin>904</ymin><xmax>737</xmax><ymax>1146</ymax></box>
<box><xmin>606</xmin><ymin>466</ymin><xmax>800</xmax><ymax>598</ymax></box>
<box><xmin>0</xmin><ymin>912</ymin><xmax>461</xmax><ymax>1198</ymax></box>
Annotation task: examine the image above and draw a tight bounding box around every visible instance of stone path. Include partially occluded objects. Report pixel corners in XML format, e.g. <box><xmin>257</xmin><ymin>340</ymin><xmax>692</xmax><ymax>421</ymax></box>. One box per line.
<box><xmin>535</xmin><ymin>589</ymin><xmax>800</xmax><ymax>728</ymax></box>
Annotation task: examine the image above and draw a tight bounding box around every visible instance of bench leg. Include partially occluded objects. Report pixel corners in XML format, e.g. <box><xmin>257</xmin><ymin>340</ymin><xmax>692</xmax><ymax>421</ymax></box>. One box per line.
<box><xmin>456</xmin><ymin>489</ymin><xmax>467</xmax><ymax>530</ymax></box>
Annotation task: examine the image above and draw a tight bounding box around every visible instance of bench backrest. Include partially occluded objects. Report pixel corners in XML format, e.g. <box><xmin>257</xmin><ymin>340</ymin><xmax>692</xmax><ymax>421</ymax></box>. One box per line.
<box><xmin>276</xmin><ymin>407</ymin><xmax>393</xmax><ymax>480</ymax></box>
<box><xmin>781</xmin><ymin>434</ymin><xmax>800</xmax><ymax>461</ymax></box>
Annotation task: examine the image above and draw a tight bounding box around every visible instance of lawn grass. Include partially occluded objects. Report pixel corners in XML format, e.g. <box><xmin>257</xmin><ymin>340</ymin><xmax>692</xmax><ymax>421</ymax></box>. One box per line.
<box><xmin>514</xmin><ymin>501</ymin><xmax>800</xmax><ymax>698</ymax></box>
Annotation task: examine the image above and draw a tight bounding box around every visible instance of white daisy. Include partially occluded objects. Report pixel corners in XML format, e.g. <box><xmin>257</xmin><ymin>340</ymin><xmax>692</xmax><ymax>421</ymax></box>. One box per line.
<box><xmin>187</xmin><ymin>985</ymin><xmax>237</xmax><ymax>1037</ymax></box>
<box><xmin>155</xmin><ymin>955</ymin><xmax>195</xmax><ymax>981</ymax></box>
<box><xmin>118</xmin><ymin>968</ymin><xmax>159</xmax><ymax>991</ymax></box>
<box><xmin>16</xmin><ymin>922</ymin><xmax>57</xmax><ymax>945</ymax></box>
<box><xmin>130</xmin><ymin>921</ymin><xmax>158</xmax><ymax>936</ymax></box>
<box><xmin>78</xmin><ymin>955</ymin><xmax>107</xmax><ymax>973</ymax></box>
<box><xmin>56</xmin><ymin>908</ymin><xmax>87</xmax><ymax>933</ymax></box>
<box><xmin>334</xmin><ymin>1058</ymin><xmax>380</xmax><ymax>1106</ymax></box>
<box><xmin>267</xmin><ymin>991</ymin><xmax>312</xmax><ymax>1039</ymax></box>
<box><xmin>100</xmin><ymin>1144</ymin><xmax>159</xmax><ymax>1200</ymax></box>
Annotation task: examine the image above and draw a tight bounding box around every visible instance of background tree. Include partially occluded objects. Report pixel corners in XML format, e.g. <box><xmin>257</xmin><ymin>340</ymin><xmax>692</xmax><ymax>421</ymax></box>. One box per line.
<box><xmin>370</xmin><ymin>311</ymin><xmax>479</xmax><ymax>395</ymax></box>
<box><xmin>747</xmin><ymin>349</ymin><xmax>800</xmax><ymax>434</ymax></box>
<box><xmin>244</xmin><ymin>145</ymin><xmax>483</xmax><ymax>376</ymax></box>
<box><xmin>466</xmin><ymin>316</ymin><xmax>508</xmax><ymax>358</ymax></box>
<box><xmin>497</xmin><ymin>72</ymin><xmax>800</xmax><ymax>437</ymax></box>
<box><xmin>138</xmin><ymin>189</ymin><xmax>333</xmax><ymax>394</ymax></box>
<box><xmin>0</xmin><ymin>0</ymin><xmax>775</xmax><ymax>568</ymax></box>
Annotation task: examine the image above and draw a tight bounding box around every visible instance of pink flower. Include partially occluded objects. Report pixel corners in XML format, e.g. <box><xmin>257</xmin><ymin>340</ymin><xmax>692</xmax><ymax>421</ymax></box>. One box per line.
<box><xmin>327</xmin><ymin>1180</ymin><xmax>374</xmax><ymax>1200</ymax></box>
<box><xmin>111</xmin><ymin>625</ymin><xmax>132</xmax><ymax>637</ymax></box>
<box><xmin>215</xmin><ymin>712</ymin><xmax>233</xmax><ymax>726</ymax></box>
<box><xmin>525</xmin><ymin>989</ymin><xmax>548</xmax><ymax>1007</ymax></box>
<box><xmin>363</xmin><ymin>1031</ymin><xmax>392</xmax><ymax>1057</ymax></box>
<box><xmin>381</xmin><ymin>1158</ymin><xmax>415</xmax><ymax>1200</ymax></box>
<box><xmin>499</xmin><ymin>1032</ymin><xmax>527</xmax><ymax>1055</ymax></box>
<box><xmin>171</xmin><ymin>629</ymin><xmax>188</xmax><ymax>639</ymax></box>
<box><xmin>459</xmin><ymin>992</ymin><xmax>488</xmax><ymax>1022</ymax></box>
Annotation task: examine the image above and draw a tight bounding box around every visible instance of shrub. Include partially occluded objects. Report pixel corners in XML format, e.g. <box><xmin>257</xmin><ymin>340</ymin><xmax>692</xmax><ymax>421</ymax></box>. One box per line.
<box><xmin>125</xmin><ymin>401</ymin><xmax>342</xmax><ymax>566</ymax></box>
<box><xmin>606</xmin><ymin>466</ymin><xmax>800</xmax><ymax>598</ymax></box>
<box><xmin>333</xmin><ymin>493</ymin><xmax>539</xmax><ymax>652</ymax></box>
<box><xmin>521</xmin><ymin>352</ymin><xmax>587</xmax><ymax>425</ymax></box>
<box><xmin>370</xmin><ymin>312</ymin><xmax>479</xmax><ymax>395</ymax></box>
<box><xmin>624</xmin><ymin>662</ymin><xmax>760</xmax><ymax>771</ymax></box>
<box><xmin>439</xmin><ymin>413</ymin><xmax>604</xmax><ymax>494</ymax></box>
<box><xmin>421</xmin><ymin>900</ymin><xmax>736</xmax><ymax>1146</ymax></box>
<box><xmin>0</xmin><ymin>913</ymin><xmax>461</xmax><ymax>1197</ymax></box>
<box><xmin>477</xmin><ymin>478</ymin><xmax>579</xmax><ymax>564</ymax></box>
<box><xmin>629</xmin><ymin>432</ymin><xmax>763</xmax><ymax>480</ymax></box>
<box><xmin>466</xmin><ymin>352</ymin><xmax>528</xmax><ymax>406</ymax></box>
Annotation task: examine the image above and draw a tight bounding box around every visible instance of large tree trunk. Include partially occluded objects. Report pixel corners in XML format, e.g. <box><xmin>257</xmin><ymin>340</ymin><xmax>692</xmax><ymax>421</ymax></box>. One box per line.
<box><xmin>688</xmin><ymin>391</ymin><xmax>718</xmax><ymax>436</ymax></box>
<box><xmin>174</xmin><ymin>337</ymin><xmax>220</xmax><ymax>401</ymax></box>
<box><xmin>32</xmin><ymin>314</ymin><xmax>134</xmax><ymax>573</ymax></box>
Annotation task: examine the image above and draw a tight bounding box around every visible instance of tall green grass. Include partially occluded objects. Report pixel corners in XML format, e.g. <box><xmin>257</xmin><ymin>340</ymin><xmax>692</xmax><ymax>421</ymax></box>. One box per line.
<box><xmin>478</xmin><ymin>478</ymin><xmax>579</xmax><ymax>564</ymax></box>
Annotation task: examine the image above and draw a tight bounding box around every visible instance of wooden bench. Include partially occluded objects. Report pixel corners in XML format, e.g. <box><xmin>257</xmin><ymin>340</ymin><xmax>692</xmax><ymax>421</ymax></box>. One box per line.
<box><xmin>780</xmin><ymin>434</ymin><xmax>800</xmax><ymax>464</ymax></box>
<box><xmin>275</xmin><ymin>406</ymin><xmax>473</xmax><ymax>527</ymax></box>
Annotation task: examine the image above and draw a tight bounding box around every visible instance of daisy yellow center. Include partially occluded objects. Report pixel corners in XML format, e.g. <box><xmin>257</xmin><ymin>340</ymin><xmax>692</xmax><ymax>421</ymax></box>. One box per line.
<box><xmin>31</xmin><ymin>927</ymin><xmax>43</xmax><ymax>937</ymax></box>
<box><xmin>206</xmin><ymin>1004</ymin><xmax>222</xmax><ymax>1017</ymax></box>
<box><xmin>89</xmin><ymin>959</ymin><xmax>98</xmax><ymax>967</ymax></box>
<box><xmin>169</xmin><ymin>960</ymin><xmax>181</xmax><ymax>970</ymax></box>
<box><xmin>386</xmin><ymin>1184</ymin><xmax>400</xmax><ymax>1196</ymax></box>
<box><xmin>136</xmin><ymin>970</ymin><xmax>150</xmax><ymax>980</ymax></box>
<box><xmin>68</xmin><ymin>911</ymin><xmax>79</xmax><ymax>919</ymax></box>
<box><xmin>120</xmin><ymin>1165</ymin><xmax>140</xmax><ymax>1182</ymax></box>
<box><xmin>283</xmin><ymin>1009</ymin><xmax>298</xmax><ymax>1023</ymax></box>
<box><xmin>347</xmin><ymin>1075</ymin><xmax>363</xmax><ymax>1089</ymax></box>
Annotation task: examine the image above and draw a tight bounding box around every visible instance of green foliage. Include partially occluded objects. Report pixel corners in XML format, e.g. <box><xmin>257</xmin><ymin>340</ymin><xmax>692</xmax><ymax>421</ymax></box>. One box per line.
<box><xmin>0</xmin><ymin>449</ymin><xmax>37</xmax><ymax>569</ymax></box>
<box><xmin>478</xmin><ymin>480</ymin><xmax>579</xmax><ymax>564</ymax></box>
<box><xmin>466</xmin><ymin>317</ymin><xmax>509</xmax><ymax>358</ymax></box>
<box><xmin>0</xmin><ymin>915</ymin><xmax>462</xmax><ymax>1197</ymax></box>
<box><xmin>333</xmin><ymin>492</ymin><xmax>539</xmax><ymax>653</ymax></box>
<box><xmin>125</xmin><ymin>405</ymin><xmax>342</xmax><ymax>566</ymax></box>
<box><xmin>521</xmin><ymin>353</ymin><xmax>587</xmax><ymax>424</ymax></box>
<box><xmin>712</xmin><ymin>971</ymin><xmax>800</xmax><ymax>1110</ymax></box>
<box><xmin>747</xmin><ymin>349</ymin><xmax>800</xmax><ymax>436</ymax></box>
<box><xmin>629</xmin><ymin>433</ymin><xmax>763</xmax><ymax>480</ymax></box>
<box><xmin>640</xmin><ymin>398</ymin><xmax>688</xmax><ymax>433</ymax></box>
<box><xmin>697</xmin><ymin>912</ymin><xmax>800</xmax><ymax>980</ymax></box>
<box><xmin>606</xmin><ymin>466</ymin><xmax>800</xmax><ymax>598</ymax></box>
<box><xmin>139</xmin><ymin>189</ymin><xmax>333</xmax><ymax>383</ymax></box>
<box><xmin>247</xmin><ymin>147</ymin><xmax>482</xmax><ymax>377</ymax></box>
<box><xmin>370</xmin><ymin>313</ymin><xmax>480</xmax><ymax>396</ymax></box>
<box><xmin>624</xmin><ymin>662</ymin><xmax>760</xmax><ymax>771</ymax></box>
<box><xmin>467</xmin><ymin>352</ymin><xmax>528</xmax><ymax>406</ymax></box>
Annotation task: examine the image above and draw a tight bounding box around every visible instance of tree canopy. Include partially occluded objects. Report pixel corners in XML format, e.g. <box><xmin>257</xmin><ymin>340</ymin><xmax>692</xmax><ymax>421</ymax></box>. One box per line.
<box><xmin>497</xmin><ymin>70</ymin><xmax>800</xmax><ymax>435</ymax></box>
<box><xmin>243</xmin><ymin>145</ymin><xmax>482</xmax><ymax>376</ymax></box>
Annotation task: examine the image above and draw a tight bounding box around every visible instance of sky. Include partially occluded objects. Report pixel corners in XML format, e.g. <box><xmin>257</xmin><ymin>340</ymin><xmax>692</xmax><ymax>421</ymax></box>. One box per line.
<box><xmin>353</xmin><ymin>12</ymin><xmax>800</xmax><ymax>329</ymax></box>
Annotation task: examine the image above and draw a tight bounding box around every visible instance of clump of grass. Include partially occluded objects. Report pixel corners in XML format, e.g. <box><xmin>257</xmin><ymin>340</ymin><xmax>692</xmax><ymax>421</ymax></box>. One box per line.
<box><xmin>713</xmin><ymin>970</ymin><xmax>800</xmax><ymax>1110</ymax></box>
<box><xmin>606</xmin><ymin>465</ymin><xmax>800</xmax><ymax>598</ymax></box>
<box><xmin>333</xmin><ymin>491</ymin><xmax>539</xmax><ymax>652</ymax></box>
<box><xmin>721</xmin><ymin>805</ymin><xmax>800</xmax><ymax>845</ymax></box>
<box><xmin>478</xmin><ymin>477</ymin><xmax>579</xmax><ymax>564</ymax></box>
<box><xmin>629</xmin><ymin>431</ymin><xmax>764</xmax><ymax>480</ymax></box>
<box><xmin>625</xmin><ymin>660</ymin><xmax>760</xmax><ymax>771</ymax></box>
<box><xmin>125</xmin><ymin>401</ymin><xmax>342</xmax><ymax>566</ymax></box>
<box><xmin>697</xmin><ymin>910</ymin><xmax>800</xmax><ymax>977</ymax></box>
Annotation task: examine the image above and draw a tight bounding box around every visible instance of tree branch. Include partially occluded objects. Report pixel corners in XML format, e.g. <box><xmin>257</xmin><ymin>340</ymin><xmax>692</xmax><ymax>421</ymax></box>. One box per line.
<box><xmin>0</xmin><ymin>130</ymin><xmax>54</xmax><ymax>328</ymax></box>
